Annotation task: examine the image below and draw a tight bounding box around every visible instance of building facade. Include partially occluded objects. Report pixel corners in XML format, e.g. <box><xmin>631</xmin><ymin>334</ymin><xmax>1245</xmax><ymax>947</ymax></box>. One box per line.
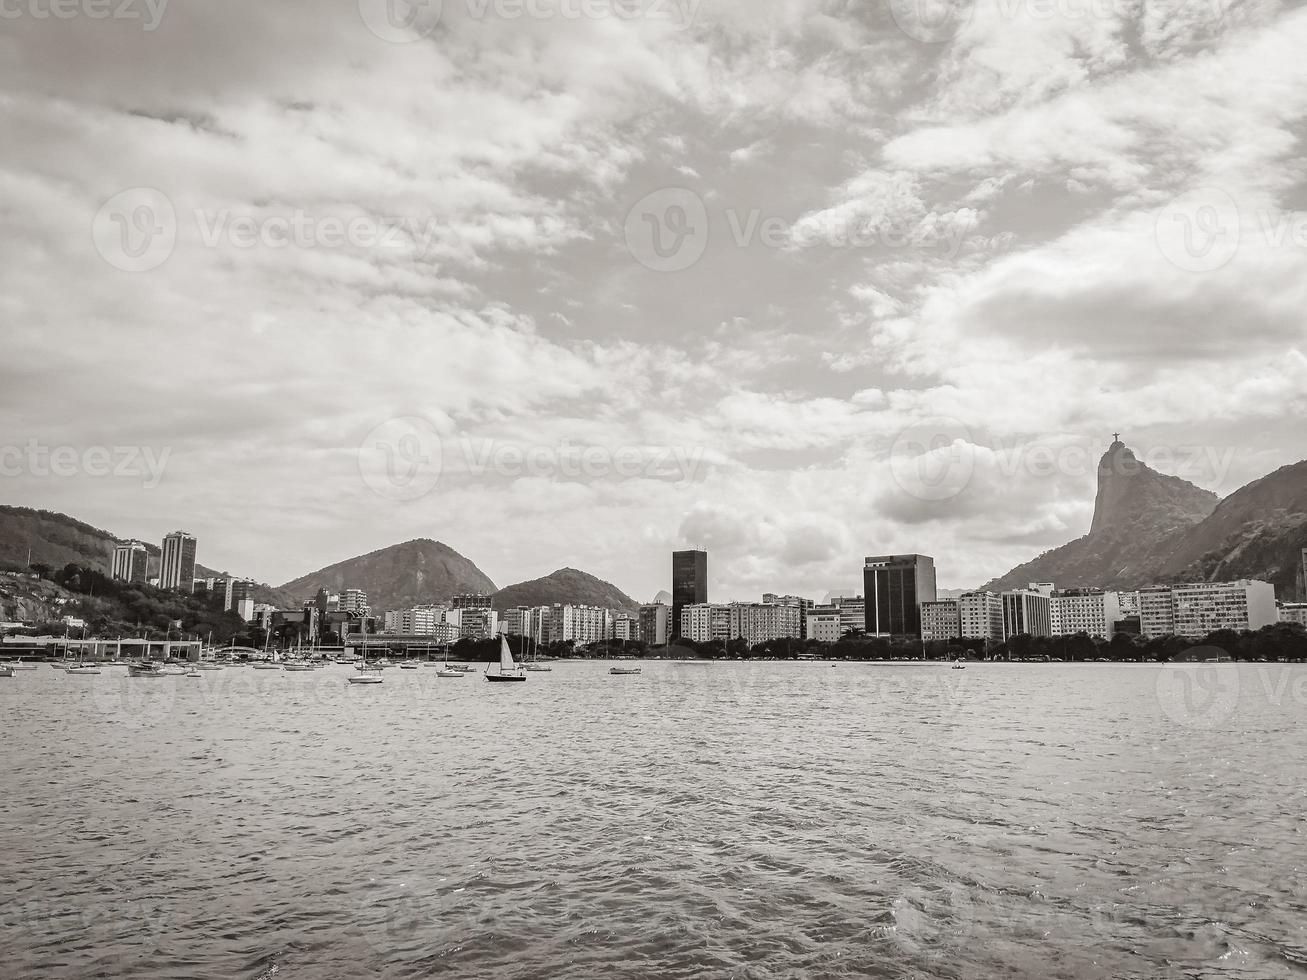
<box><xmin>111</xmin><ymin>540</ymin><xmax>148</xmax><ymax>584</ymax></box>
<box><xmin>958</xmin><ymin>591</ymin><xmax>1004</xmax><ymax>642</ymax></box>
<box><xmin>1050</xmin><ymin>589</ymin><xmax>1123</xmax><ymax>639</ymax></box>
<box><xmin>639</xmin><ymin>603</ymin><xmax>671</xmax><ymax>647</ymax></box>
<box><xmin>1280</xmin><ymin>603</ymin><xmax>1307</xmax><ymax>628</ymax></box>
<box><xmin>1001</xmin><ymin>589</ymin><xmax>1053</xmax><ymax>639</ymax></box>
<box><xmin>920</xmin><ymin>599</ymin><xmax>961</xmax><ymax>642</ymax></box>
<box><xmin>1137</xmin><ymin>580</ymin><xmax>1278</xmax><ymax>638</ymax></box>
<box><xmin>863</xmin><ymin>555</ymin><xmax>937</xmax><ymax>636</ymax></box>
<box><xmin>680</xmin><ymin>602</ymin><xmax>730</xmax><ymax>644</ymax></box>
<box><xmin>728</xmin><ymin>602</ymin><xmax>802</xmax><ymax>646</ymax></box>
<box><xmin>672</xmin><ymin>550</ymin><xmax>708</xmax><ymax>639</ymax></box>
<box><xmin>806</xmin><ymin>609</ymin><xmax>843</xmax><ymax>643</ymax></box>
<box><xmin>158</xmin><ymin>531</ymin><xmax>197</xmax><ymax>591</ymax></box>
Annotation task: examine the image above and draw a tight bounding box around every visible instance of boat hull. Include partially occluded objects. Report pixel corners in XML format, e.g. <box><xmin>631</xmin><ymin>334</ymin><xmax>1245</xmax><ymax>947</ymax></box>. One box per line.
<box><xmin>485</xmin><ymin>674</ymin><xmax>527</xmax><ymax>682</ymax></box>
<box><xmin>348</xmin><ymin>676</ymin><xmax>383</xmax><ymax>685</ymax></box>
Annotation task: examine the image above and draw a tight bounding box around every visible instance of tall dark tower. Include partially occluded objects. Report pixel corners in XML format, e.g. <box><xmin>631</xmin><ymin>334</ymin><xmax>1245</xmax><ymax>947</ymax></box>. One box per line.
<box><xmin>671</xmin><ymin>550</ymin><xmax>708</xmax><ymax>640</ymax></box>
<box><xmin>863</xmin><ymin>554</ymin><xmax>937</xmax><ymax>637</ymax></box>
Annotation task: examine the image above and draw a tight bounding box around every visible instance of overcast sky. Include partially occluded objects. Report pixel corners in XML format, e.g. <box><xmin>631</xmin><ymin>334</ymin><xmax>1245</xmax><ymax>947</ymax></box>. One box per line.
<box><xmin>2</xmin><ymin>0</ymin><xmax>1306</xmax><ymax>602</ymax></box>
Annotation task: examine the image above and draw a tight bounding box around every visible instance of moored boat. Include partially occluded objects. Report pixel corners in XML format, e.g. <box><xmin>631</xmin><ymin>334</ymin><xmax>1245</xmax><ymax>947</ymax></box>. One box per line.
<box><xmin>127</xmin><ymin>662</ymin><xmax>166</xmax><ymax>677</ymax></box>
<box><xmin>609</xmin><ymin>665</ymin><xmax>642</xmax><ymax>675</ymax></box>
<box><xmin>485</xmin><ymin>637</ymin><xmax>526</xmax><ymax>683</ymax></box>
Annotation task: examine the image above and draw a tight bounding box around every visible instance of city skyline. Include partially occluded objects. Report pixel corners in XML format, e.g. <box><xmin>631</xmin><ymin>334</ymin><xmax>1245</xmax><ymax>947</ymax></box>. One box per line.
<box><xmin>5</xmin><ymin>3</ymin><xmax>1307</xmax><ymax>604</ymax></box>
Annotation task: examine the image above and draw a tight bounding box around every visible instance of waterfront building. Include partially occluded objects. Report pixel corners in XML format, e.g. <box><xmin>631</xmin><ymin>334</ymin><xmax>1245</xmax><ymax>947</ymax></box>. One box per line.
<box><xmin>761</xmin><ymin>594</ymin><xmax>809</xmax><ymax>638</ymax></box>
<box><xmin>727</xmin><ymin>602</ymin><xmax>800</xmax><ymax>646</ymax></box>
<box><xmin>921</xmin><ymin>599</ymin><xmax>961</xmax><ymax>642</ymax></box>
<box><xmin>1171</xmin><ymin>580</ymin><xmax>1277</xmax><ymax>637</ymax></box>
<box><xmin>958</xmin><ymin>590</ymin><xmax>1004</xmax><ymax>642</ymax></box>
<box><xmin>613</xmin><ymin>614</ymin><xmax>640</xmax><ymax>642</ymax></box>
<box><xmin>549</xmin><ymin>604</ymin><xmax>611</xmax><ymax>644</ymax></box>
<box><xmin>1137</xmin><ymin>586</ymin><xmax>1175</xmax><ymax>637</ymax></box>
<box><xmin>1050</xmin><ymin>589</ymin><xmax>1123</xmax><ymax>639</ymax></box>
<box><xmin>339</xmin><ymin>589</ymin><xmax>369</xmax><ymax>617</ymax></box>
<box><xmin>501</xmin><ymin>606</ymin><xmax>532</xmax><ymax>637</ymax></box>
<box><xmin>111</xmin><ymin>540</ymin><xmax>148</xmax><ymax>584</ymax></box>
<box><xmin>672</xmin><ymin>550</ymin><xmax>708</xmax><ymax>639</ymax></box>
<box><xmin>1280</xmin><ymin>603</ymin><xmax>1307</xmax><ymax>628</ymax></box>
<box><xmin>830</xmin><ymin>596</ymin><xmax>865</xmax><ymax>636</ymax></box>
<box><xmin>158</xmin><ymin>531</ymin><xmax>197</xmax><ymax>591</ymax></box>
<box><xmin>863</xmin><ymin>555</ymin><xmax>937</xmax><ymax>636</ymax></box>
<box><xmin>1001</xmin><ymin>588</ymin><xmax>1053</xmax><ymax>639</ymax></box>
<box><xmin>639</xmin><ymin>603</ymin><xmax>671</xmax><ymax>647</ymax></box>
<box><xmin>1117</xmin><ymin>591</ymin><xmax>1140</xmax><ymax>618</ymax></box>
<box><xmin>681</xmin><ymin>602</ymin><xmax>730</xmax><ymax>643</ymax></box>
<box><xmin>805</xmin><ymin>608</ymin><xmax>843</xmax><ymax>643</ymax></box>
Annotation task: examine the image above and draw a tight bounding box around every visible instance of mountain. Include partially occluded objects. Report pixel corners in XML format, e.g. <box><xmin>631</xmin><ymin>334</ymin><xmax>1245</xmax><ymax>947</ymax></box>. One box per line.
<box><xmin>1157</xmin><ymin>459</ymin><xmax>1307</xmax><ymax>598</ymax></box>
<box><xmin>983</xmin><ymin>440</ymin><xmax>1219</xmax><ymax>592</ymax></box>
<box><xmin>492</xmin><ymin>567</ymin><xmax>638</xmax><ymax>612</ymax></box>
<box><xmin>652</xmin><ymin>589</ymin><xmax>672</xmax><ymax>605</ymax></box>
<box><xmin>0</xmin><ymin>505</ymin><xmax>295</xmax><ymax>607</ymax></box>
<box><xmin>278</xmin><ymin>539</ymin><xmax>497</xmax><ymax>612</ymax></box>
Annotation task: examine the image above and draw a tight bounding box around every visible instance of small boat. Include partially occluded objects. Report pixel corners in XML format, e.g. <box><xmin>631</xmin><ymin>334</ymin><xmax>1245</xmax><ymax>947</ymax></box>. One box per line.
<box><xmin>193</xmin><ymin>663</ymin><xmax>224</xmax><ymax>671</ymax></box>
<box><xmin>435</xmin><ymin>647</ymin><xmax>463</xmax><ymax>678</ymax></box>
<box><xmin>376</xmin><ymin>659</ymin><xmax>394</xmax><ymax>668</ymax></box>
<box><xmin>1</xmin><ymin>661</ymin><xmax>39</xmax><ymax>670</ymax></box>
<box><xmin>349</xmin><ymin>662</ymin><xmax>384</xmax><ymax>685</ymax></box>
<box><xmin>609</xmin><ymin>665</ymin><xmax>642</xmax><ymax>675</ymax></box>
<box><xmin>485</xmin><ymin>637</ymin><xmax>526</xmax><ymax>683</ymax></box>
<box><xmin>0</xmin><ymin>665</ymin><xmax>12</xmax><ymax>678</ymax></box>
<box><xmin>252</xmin><ymin>662</ymin><xmax>283</xmax><ymax>670</ymax></box>
<box><xmin>951</xmin><ymin>660</ymin><xmax>966</xmax><ymax>670</ymax></box>
<box><xmin>399</xmin><ymin>662</ymin><xmax>419</xmax><ymax>670</ymax></box>
<box><xmin>127</xmin><ymin>662</ymin><xmax>166</xmax><ymax>677</ymax></box>
<box><xmin>282</xmin><ymin>662</ymin><xmax>316</xmax><ymax>672</ymax></box>
<box><xmin>65</xmin><ymin>665</ymin><xmax>102</xmax><ymax>675</ymax></box>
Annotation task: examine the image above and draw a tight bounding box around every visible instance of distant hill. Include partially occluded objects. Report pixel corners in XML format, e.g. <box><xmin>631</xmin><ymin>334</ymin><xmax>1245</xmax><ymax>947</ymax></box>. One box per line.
<box><xmin>278</xmin><ymin>538</ymin><xmax>497</xmax><ymax>612</ymax></box>
<box><xmin>0</xmin><ymin>505</ymin><xmax>294</xmax><ymax>607</ymax></box>
<box><xmin>1158</xmin><ymin>459</ymin><xmax>1307</xmax><ymax>598</ymax></box>
<box><xmin>983</xmin><ymin>440</ymin><xmax>1219</xmax><ymax>592</ymax></box>
<box><xmin>493</xmin><ymin>567</ymin><xmax>638</xmax><ymax>612</ymax></box>
<box><xmin>983</xmin><ymin>441</ymin><xmax>1307</xmax><ymax>598</ymax></box>
<box><xmin>652</xmin><ymin>589</ymin><xmax>672</xmax><ymax>605</ymax></box>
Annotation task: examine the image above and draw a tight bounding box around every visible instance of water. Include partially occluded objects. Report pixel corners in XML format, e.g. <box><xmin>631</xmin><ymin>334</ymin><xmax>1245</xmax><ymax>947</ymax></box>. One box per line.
<box><xmin>2</xmin><ymin>661</ymin><xmax>1306</xmax><ymax>979</ymax></box>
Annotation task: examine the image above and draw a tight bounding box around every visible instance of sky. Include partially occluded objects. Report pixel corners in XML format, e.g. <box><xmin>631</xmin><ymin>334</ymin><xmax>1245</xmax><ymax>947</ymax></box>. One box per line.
<box><xmin>2</xmin><ymin>0</ymin><xmax>1306</xmax><ymax>604</ymax></box>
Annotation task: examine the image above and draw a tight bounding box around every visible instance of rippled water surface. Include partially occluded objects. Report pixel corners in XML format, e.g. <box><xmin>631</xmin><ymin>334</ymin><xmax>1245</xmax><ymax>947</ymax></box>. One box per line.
<box><xmin>3</xmin><ymin>661</ymin><xmax>1306</xmax><ymax>979</ymax></box>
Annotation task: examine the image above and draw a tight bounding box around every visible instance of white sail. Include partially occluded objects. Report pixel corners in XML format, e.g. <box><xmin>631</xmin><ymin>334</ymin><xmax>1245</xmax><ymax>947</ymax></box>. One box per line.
<box><xmin>500</xmin><ymin>636</ymin><xmax>516</xmax><ymax>672</ymax></box>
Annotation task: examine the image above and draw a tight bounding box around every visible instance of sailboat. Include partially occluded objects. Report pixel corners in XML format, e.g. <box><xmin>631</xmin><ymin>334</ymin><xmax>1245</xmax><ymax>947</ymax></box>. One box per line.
<box><xmin>65</xmin><ymin>649</ymin><xmax>101</xmax><ymax>675</ymax></box>
<box><xmin>485</xmin><ymin>636</ymin><xmax>526</xmax><ymax>683</ymax></box>
<box><xmin>436</xmin><ymin>643</ymin><xmax>462</xmax><ymax>679</ymax></box>
<box><xmin>523</xmin><ymin>628</ymin><xmax>551</xmax><ymax>671</ymax></box>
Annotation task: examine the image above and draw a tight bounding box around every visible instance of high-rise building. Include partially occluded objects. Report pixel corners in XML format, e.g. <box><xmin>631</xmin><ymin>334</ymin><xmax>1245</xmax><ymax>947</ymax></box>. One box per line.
<box><xmin>672</xmin><ymin>550</ymin><xmax>708</xmax><ymax>639</ymax></box>
<box><xmin>958</xmin><ymin>590</ymin><xmax>1004</xmax><ymax>642</ymax></box>
<box><xmin>339</xmin><ymin>589</ymin><xmax>370</xmax><ymax>617</ymax></box>
<box><xmin>613</xmin><ymin>614</ymin><xmax>640</xmax><ymax>641</ymax></box>
<box><xmin>805</xmin><ymin>608</ymin><xmax>843</xmax><ymax>643</ymax></box>
<box><xmin>680</xmin><ymin>602</ymin><xmax>730</xmax><ymax>643</ymax></box>
<box><xmin>549</xmin><ymin>604</ymin><xmax>611</xmax><ymax>644</ymax></box>
<box><xmin>1050</xmin><ymin>589</ymin><xmax>1123</xmax><ymax>639</ymax></box>
<box><xmin>1171</xmin><ymin>580</ymin><xmax>1277</xmax><ymax>638</ymax></box>
<box><xmin>639</xmin><ymin>603</ymin><xmax>671</xmax><ymax>646</ymax></box>
<box><xmin>159</xmin><ymin>531</ymin><xmax>197</xmax><ymax>591</ymax></box>
<box><xmin>1002</xmin><ymin>589</ymin><xmax>1052</xmax><ymax>639</ymax></box>
<box><xmin>1137</xmin><ymin>586</ymin><xmax>1175</xmax><ymax>637</ymax></box>
<box><xmin>921</xmin><ymin>599</ymin><xmax>961</xmax><ymax>641</ymax></box>
<box><xmin>1280</xmin><ymin>603</ymin><xmax>1307</xmax><ymax>628</ymax></box>
<box><xmin>830</xmin><ymin>596</ymin><xmax>865</xmax><ymax>636</ymax></box>
<box><xmin>728</xmin><ymin>601</ymin><xmax>802</xmax><ymax>646</ymax></box>
<box><xmin>111</xmin><ymin>540</ymin><xmax>148</xmax><ymax>584</ymax></box>
<box><xmin>863</xmin><ymin>555</ymin><xmax>937</xmax><ymax>636</ymax></box>
<box><xmin>452</xmin><ymin>593</ymin><xmax>492</xmax><ymax>610</ymax></box>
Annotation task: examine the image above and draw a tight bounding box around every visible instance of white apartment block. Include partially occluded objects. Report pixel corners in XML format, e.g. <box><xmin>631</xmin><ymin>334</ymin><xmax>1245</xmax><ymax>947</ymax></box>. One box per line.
<box><xmin>1050</xmin><ymin>589</ymin><xmax>1123</xmax><ymax>639</ymax></box>
<box><xmin>1139</xmin><ymin>580</ymin><xmax>1278</xmax><ymax>638</ymax></box>
<box><xmin>613</xmin><ymin>615</ymin><xmax>640</xmax><ymax>641</ymax></box>
<box><xmin>681</xmin><ymin>603</ymin><xmax>730</xmax><ymax>643</ymax></box>
<box><xmin>728</xmin><ymin>602</ymin><xmax>801</xmax><ymax>646</ymax></box>
<box><xmin>921</xmin><ymin>599</ymin><xmax>961</xmax><ymax>641</ymax></box>
<box><xmin>1001</xmin><ymin>589</ymin><xmax>1052</xmax><ymax>639</ymax></box>
<box><xmin>806</xmin><ymin>609</ymin><xmax>843</xmax><ymax>643</ymax></box>
<box><xmin>958</xmin><ymin>591</ymin><xmax>1004</xmax><ymax>642</ymax></box>
<box><xmin>549</xmin><ymin>604</ymin><xmax>612</xmax><ymax>645</ymax></box>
